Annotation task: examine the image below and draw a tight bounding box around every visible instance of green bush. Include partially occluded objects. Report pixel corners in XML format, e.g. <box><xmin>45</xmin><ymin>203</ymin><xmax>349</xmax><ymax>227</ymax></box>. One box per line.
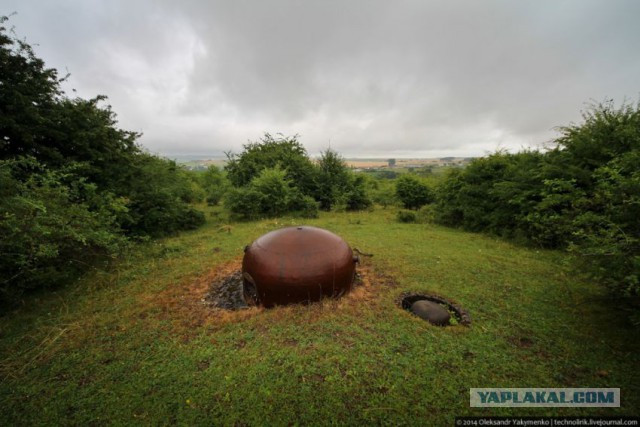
<box><xmin>396</xmin><ymin>210</ymin><xmax>417</xmax><ymax>223</ymax></box>
<box><xmin>563</xmin><ymin>105</ymin><xmax>640</xmax><ymax>299</ymax></box>
<box><xmin>225</xmin><ymin>187</ymin><xmax>264</xmax><ymax>221</ymax></box>
<box><xmin>225</xmin><ymin>167</ymin><xmax>318</xmax><ymax>220</ymax></box>
<box><xmin>343</xmin><ymin>173</ymin><xmax>373</xmax><ymax>211</ymax></box>
<box><xmin>225</xmin><ymin>142</ymin><xmax>370</xmax><ymax>215</ymax></box>
<box><xmin>434</xmin><ymin>151</ymin><xmax>547</xmax><ymax>241</ymax></box>
<box><xmin>370</xmin><ymin>179</ymin><xmax>397</xmax><ymax>208</ymax></box>
<box><xmin>416</xmin><ymin>204</ymin><xmax>435</xmax><ymax>223</ymax></box>
<box><xmin>201</xmin><ymin>165</ymin><xmax>229</xmax><ymax>206</ymax></box>
<box><xmin>316</xmin><ymin>149</ymin><xmax>372</xmax><ymax>211</ymax></box>
<box><xmin>315</xmin><ymin>149</ymin><xmax>349</xmax><ymax>210</ymax></box>
<box><xmin>433</xmin><ymin>100</ymin><xmax>640</xmax><ymax>312</ymax></box>
<box><xmin>289</xmin><ymin>193</ymin><xmax>320</xmax><ymax>219</ymax></box>
<box><xmin>250</xmin><ymin>166</ymin><xmax>295</xmax><ymax>217</ymax></box>
<box><xmin>118</xmin><ymin>154</ymin><xmax>205</xmax><ymax>237</ymax></box>
<box><xmin>395</xmin><ymin>175</ymin><xmax>434</xmax><ymax>209</ymax></box>
<box><xmin>225</xmin><ymin>133</ymin><xmax>317</xmax><ymax>196</ymax></box>
<box><xmin>0</xmin><ymin>158</ymin><xmax>127</xmax><ymax>299</ymax></box>
<box><xmin>0</xmin><ymin>18</ymin><xmax>206</xmax><ymax>300</ymax></box>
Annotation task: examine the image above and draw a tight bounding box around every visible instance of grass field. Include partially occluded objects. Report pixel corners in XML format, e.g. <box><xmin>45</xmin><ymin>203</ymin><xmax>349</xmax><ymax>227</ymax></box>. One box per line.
<box><xmin>1</xmin><ymin>208</ymin><xmax>639</xmax><ymax>425</ymax></box>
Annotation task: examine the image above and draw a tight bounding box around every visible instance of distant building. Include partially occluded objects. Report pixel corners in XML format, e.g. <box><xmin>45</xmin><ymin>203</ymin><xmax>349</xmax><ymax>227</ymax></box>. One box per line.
<box><xmin>388</xmin><ymin>158</ymin><xmax>396</xmax><ymax>167</ymax></box>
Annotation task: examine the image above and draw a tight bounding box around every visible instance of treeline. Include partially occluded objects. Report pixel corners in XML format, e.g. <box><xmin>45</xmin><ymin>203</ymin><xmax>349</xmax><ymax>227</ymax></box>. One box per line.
<box><xmin>219</xmin><ymin>134</ymin><xmax>443</xmax><ymax>220</ymax></box>
<box><xmin>433</xmin><ymin>101</ymin><xmax>640</xmax><ymax>305</ymax></box>
<box><xmin>223</xmin><ymin>133</ymin><xmax>372</xmax><ymax>220</ymax></box>
<box><xmin>0</xmin><ymin>18</ymin><xmax>204</xmax><ymax>301</ymax></box>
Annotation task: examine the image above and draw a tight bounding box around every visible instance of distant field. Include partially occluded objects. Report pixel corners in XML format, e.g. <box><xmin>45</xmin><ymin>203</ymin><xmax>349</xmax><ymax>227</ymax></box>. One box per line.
<box><xmin>2</xmin><ymin>208</ymin><xmax>638</xmax><ymax>425</ymax></box>
<box><xmin>345</xmin><ymin>158</ymin><xmax>471</xmax><ymax>169</ymax></box>
<box><xmin>177</xmin><ymin>157</ymin><xmax>471</xmax><ymax>170</ymax></box>
<box><xmin>345</xmin><ymin>160</ymin><xmax>389</xmax><ymax>168</ymax></box>
<box><xmin>178</xmin><ymin>158</ymin><xmax>227</xmax><ymax>170</ymax></box>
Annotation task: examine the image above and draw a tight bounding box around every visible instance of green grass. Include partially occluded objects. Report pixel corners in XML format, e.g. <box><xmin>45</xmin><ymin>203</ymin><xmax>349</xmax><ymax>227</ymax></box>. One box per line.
<box><xmin>1</xmin><ymin>208</ymin><xmax>639</xmax><ymax>425</ymax></box>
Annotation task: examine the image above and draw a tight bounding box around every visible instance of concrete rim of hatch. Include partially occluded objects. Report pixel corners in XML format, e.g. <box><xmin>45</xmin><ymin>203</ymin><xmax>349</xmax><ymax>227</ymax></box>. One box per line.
<box><xmin>398</xmin><ymin>292</ymin><xmax>471</xmax><ymax>326</ymax></box>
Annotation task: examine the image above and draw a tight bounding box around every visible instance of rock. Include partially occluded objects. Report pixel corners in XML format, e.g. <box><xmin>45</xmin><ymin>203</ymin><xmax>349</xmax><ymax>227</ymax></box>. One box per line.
<box><xmin>410</xmin><ymin>300</ymin><xmax>451</xmax><ymax>326</ymax></box>
<box><xmin>204</xmin><ymin>271</ymin><xmax>249</xmax><ymax>310</ymax></box>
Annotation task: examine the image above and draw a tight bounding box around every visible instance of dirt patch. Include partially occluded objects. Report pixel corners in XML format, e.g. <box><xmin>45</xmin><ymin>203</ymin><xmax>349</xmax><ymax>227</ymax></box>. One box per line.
<box><xmin>147</xmin><ymin>259</ymin><xmax>263</xmax><ymax>338</ymax></box>
<box><xmin>202</xmin><ymin>270</ymin><xmax>247</xmax><ymax>310</ymax></box>
<box><xmin>140</xmin><ymin>258</ymin><xmax>397</xmax><ymax>343</ymax></box>
<box><xmin>145</xmin><ymin>258</ymin><xmax>390</xmax><ymax>338</ymax></box>
<box><xmin>201</xmin><ymin>260</ymin><xmax>386</xmax><ymax>312</ymax></box>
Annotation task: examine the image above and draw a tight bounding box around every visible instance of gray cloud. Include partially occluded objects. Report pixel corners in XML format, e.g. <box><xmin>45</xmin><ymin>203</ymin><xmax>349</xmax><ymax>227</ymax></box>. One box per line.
<box><xmin>3</xmin><ymin>0</ymin><xmax>639</xmax><ymax>157</ymax></box>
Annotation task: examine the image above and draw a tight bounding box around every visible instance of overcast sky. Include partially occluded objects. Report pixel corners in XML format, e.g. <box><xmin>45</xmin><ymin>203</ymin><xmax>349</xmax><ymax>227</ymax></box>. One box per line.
<box><xmin>3</xmin><ymin>1</ymin><xmax>639</xmax><ymax>158</ymax></box>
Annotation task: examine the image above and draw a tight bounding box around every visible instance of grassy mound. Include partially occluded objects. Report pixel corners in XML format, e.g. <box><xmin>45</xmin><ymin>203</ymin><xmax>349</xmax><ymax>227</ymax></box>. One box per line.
<box><xmin>1</xmin><ymin>209</ymin><xmax>638</xmax><ymax>424</ymax></box>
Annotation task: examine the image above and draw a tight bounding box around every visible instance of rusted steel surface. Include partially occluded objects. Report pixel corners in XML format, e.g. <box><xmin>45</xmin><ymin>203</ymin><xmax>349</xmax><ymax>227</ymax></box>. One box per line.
<box><xmin>242</xmin><ymin>226</ymin><xmax>357</xmax><ymax>307</ymax></box>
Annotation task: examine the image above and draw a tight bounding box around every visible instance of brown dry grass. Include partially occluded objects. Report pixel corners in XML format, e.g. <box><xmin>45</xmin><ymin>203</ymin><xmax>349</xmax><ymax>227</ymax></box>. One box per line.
<box><xmin>145</xmin><ymin>257</ymin><xmax>394</xmax><ymax>339</ymax></box>
<box><xmin>345</xmin><ymin>160</ymin><xmax>389</xmax><ymax>168</ymax></box>
<box><xmin>147</xmin><ymin>258</ymin><xmax>262</xmax><ymax>337</ymax></box>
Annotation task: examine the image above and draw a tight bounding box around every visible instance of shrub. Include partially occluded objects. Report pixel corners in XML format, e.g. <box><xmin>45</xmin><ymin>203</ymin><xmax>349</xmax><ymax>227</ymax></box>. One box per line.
<box><xmin>225</xmin><ymin>187</ymin><xmax>264</xmax><ymax>221</ymax></box>
<box><xmin>0</xmin><ymin>17</ymin><xmax>205</xmax><ymax>239</ymax></box>
<box><xmin>0</xmin><ymin>158</ymin><xmax>127</xmax><ymax>299</ymax></box>
<box><xmin>225</xmin><ymin>133</ymin><xmax>317</xmax><ymax>196</ymax></box>
<box><xmin>397</xmin><ymin>210</ymin><xmax>417</xmax><ymax>223</ymax></box>
<box><xmin>416</xmin><ymin>204</ymin><xmax>435</xmax><ymax>223</ymax></box>
<box><xmin>434</xmin><ymin>151</ymin><xmax>547</xmax><ymax>241</ymax></box>
<box><xmin>370</xmin><ymin>179</ymin><xmax>397</xmax><ymax>208</ymax></box>
<box><xmin>0</xmin><ymin>18</ymin><xmax>207</xmax><ymax>300</ymax></box>
<box><xmin>562</xmin><ymin>104</ymin><xmax>640</xmax><ymax>299</ymax></box>
<box><xmin>250</xmin><ymin>166</ymin><xmax>294</xmax><ymax>217</ymax></box>
<box><xmin>289</xmin><ymin>193</ymin><xmax>320</xmax><ymax>219</ymax></box>
<box><xmin>344</xmin><ymin>173</ymin><xmax>373</xmax><ymax>211</ymax></box>
<box><xmin>225</xmin><ymin>166</ymin><xmax>319</xmax><ymax>220</ymax></box>
<box><xmin>315</xmin><ymin>149</ymin><xmax>350</xmax><ymax>210</ymax></box>
<box><xmin>225</xmin><ymin>142</ymin><xmax>371</xmax><ymax>215</ymax></box>
<box><xmin>433</xmin><ymin>100</ymin><xmax>640</xmax><ymax>317</ymax></box>
<box><xmin>395</xmin><ymin>175</ymin><xmax>434</xmax><ymax>209</ymax></box>
<box><xmin>120</xmin><ymin>154</ymin><xmax>206</xmax><ymax>237</ymax></box>
<box><xmin>201</xmin><ymin>165</ymin><xmax>229</xmax><ymax>206</ymax></box>
<box><xmin>316</xmin><ymin>149</ymin><xmax>372</xmax><ymax>211</ymax></box>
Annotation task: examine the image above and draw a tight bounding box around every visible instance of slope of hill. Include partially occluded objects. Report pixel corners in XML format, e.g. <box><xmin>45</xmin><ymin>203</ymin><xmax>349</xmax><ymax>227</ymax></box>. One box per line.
<box><xmin>1</xmin><ymin>208</ymin><xmax>638</xmax><ymax>424</ymax></box>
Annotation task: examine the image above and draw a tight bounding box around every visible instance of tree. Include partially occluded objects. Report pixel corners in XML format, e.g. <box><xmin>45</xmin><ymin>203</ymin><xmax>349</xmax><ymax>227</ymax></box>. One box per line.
<box><xmin>395</xmin><ymin>175</ymin><xmax>434</xmax><ymax>210</ymax></box>
<box><xmin>119</xmin><ymin>154</ymin><xmax>205</xmax><ymax>237</ymax></box>
<box><xmin>0</xmin><ymin>18</ymin><xmax>139</xmax><ymax>178</ymax></box>
<box><xmin>0</xmin><ymin>17</ymin><xmax>206</xmax><ymax>300</ymax></box>
<box><xmin>433</xmin><ymin>151</ymin><xmax>547</xmax><ymax>241</ymax></box>
<box><xmin>557</xmin><ymin>101</ymin><xmax>640</xmax><ymax>301</ymax></box>
<box><xmin>0</xmin><ymin>16</ymin><xmax>204</xmax><ymax>237</ymax></box>
<box><xmin>0</xmin><ymin>16</ymin><xmax>63</xmax><ymax>161</ymax></box>
<box><xmin>342</xmin><ymin>173</ymin><xmax>373</xmax><ymax>211</ymax></box>
<box><xmin>0</xmin><ymin>157</ymin><xmax>127</xmax><ymax>299</ymax></box>
<box><xmin>201</xmin><ymin>165</ymin><xmax>229</xmax><ymax>205</ymax></box>
<box><xmin>225</xmin><ymin>166</ymin><xmax>318</xmax><ymax>220</ymax></box>
<box><xmin>225</xmin><ymin>133</ymin><xmax>317</xmax><ymax>196</ymax></box>
<box><xmin>315</xmin><ymin>149</ymin><xmax>372</xmax><ymax>211</ymax></box>
<box><xmin>316</xmin><ymin>149</ymin><xmax>351</xmax><ymax>210</ymax></box>
<box><xmin>432</xmin><ymin>100</ymin><xmax>640</xmax><ymax>320</ymax></box>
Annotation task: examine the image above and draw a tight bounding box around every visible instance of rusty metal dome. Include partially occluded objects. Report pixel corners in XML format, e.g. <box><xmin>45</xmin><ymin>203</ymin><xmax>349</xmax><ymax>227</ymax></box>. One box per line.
<box><xmin>242</xmin><ymin>226</ymin><xmax>357</xmax><ymax>307</ymax></box>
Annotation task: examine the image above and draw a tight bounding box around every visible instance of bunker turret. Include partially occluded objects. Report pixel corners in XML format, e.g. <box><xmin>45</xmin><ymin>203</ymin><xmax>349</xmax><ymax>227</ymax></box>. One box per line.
<box><xmin>242</xmin><ymin>226</ymin><xmax>357</xmax><ymax>307</ymax></box>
